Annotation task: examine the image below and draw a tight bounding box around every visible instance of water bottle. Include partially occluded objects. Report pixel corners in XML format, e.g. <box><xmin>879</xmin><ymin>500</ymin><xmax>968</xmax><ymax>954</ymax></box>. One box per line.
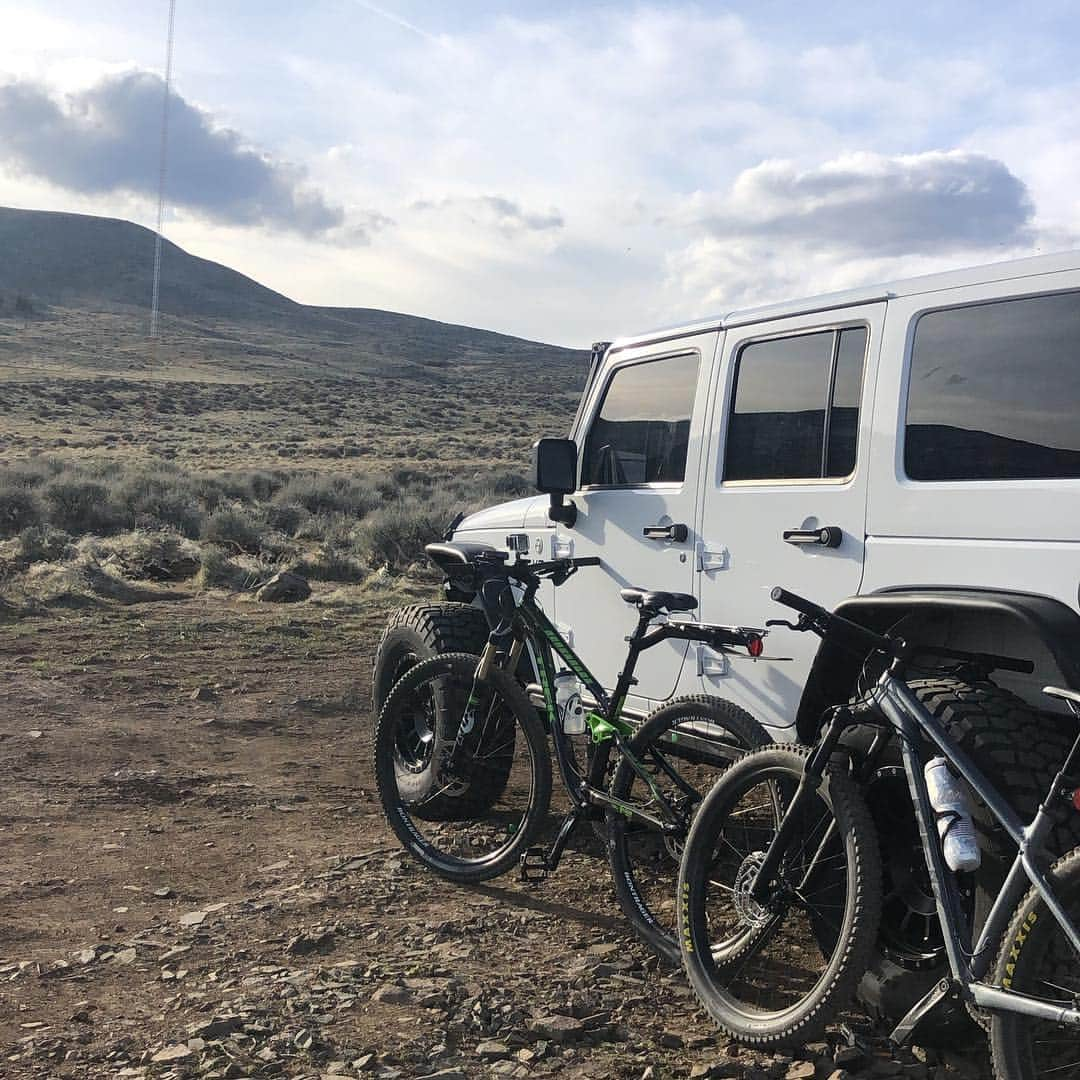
<box><xmin>554</xmin><ymin>672</ymin><xmax>587</xmax><ymax>735</ymax></box>
<box><xmin>924</xmin><ymin>757</ymin><xmax>981</xmax><ymax>873</ymax></box>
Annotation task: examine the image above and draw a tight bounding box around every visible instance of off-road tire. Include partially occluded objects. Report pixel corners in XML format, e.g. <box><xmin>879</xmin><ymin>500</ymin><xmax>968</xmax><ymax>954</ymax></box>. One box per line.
<box><xmin>372</xmin><ymin>603</ymin><xmax>489</xmax><ymax>715</ymax></box>
<box><xmin>854</xmin><ymin>677</ymin><xmax>1080</xmax><ymax>1042</ymax></box>
<box><xmin>372</xmin><ymin>604</ymin><xmax>507</xmax><ymax>820</ymax></box>
<box><xmin>375</xmin><ymin>652</ymin><xmax>552</xmax><ymax>883</ymax></box>
<box><xmin>607</xmin><ymin>695</ymin><xmax>770</xmax><ymax>964</ymax></box>
<box><xmin>679</xmin><ymin>745</ymin><xmax>882</xmax><ymax>1047</ymax></box>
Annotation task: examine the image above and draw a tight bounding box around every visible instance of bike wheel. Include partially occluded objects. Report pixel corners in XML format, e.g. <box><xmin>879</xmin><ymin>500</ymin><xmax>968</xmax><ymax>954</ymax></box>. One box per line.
<box><xmin>607</xmin><ymin>695</ymin><xmax>769</xmax><ymax>963</ymax></box>
<box><xmin>375</xmin><ymin>652</ymin><xmax>552</xmax><ymax>883</ymax></box>
<box><xmin>678</xmin><ymin>745</ymin><xmax>881</xmax><ymax>1046</ymax></box>
<box><xmin>990</xmin><ymin>847</ymin><xmax>1080</xmax><ymax>1080</ymax></box>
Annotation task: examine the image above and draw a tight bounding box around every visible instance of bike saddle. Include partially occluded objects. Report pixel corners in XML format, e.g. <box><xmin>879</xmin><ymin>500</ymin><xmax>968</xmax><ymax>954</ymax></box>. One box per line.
<box><xmin>424</xmin><ymin>542</ymin><xmax>507</xmax><ymax>572</ymax></box>
<box><xmin>619</xmin><ymin>587</ymin><xmax>698</xmax><ymax>614</ymax></box>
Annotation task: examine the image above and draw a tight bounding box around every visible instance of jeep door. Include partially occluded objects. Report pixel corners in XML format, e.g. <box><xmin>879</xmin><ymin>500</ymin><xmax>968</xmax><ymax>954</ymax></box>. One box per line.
<box><xmin>553</xmin><ymin>332</ymin><xmax>718</xmax><ymax>709</ymax></box>
<box><xmin>697</xmin><ymin>304</ymin><xmax>884</xmax><ymax>731</ymax></box>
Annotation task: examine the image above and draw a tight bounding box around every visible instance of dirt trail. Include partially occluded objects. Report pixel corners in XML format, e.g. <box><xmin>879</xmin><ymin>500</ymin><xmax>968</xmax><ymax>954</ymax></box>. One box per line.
<box><xmin>0</xmin><ymin>592</ymin><xmax>982</xmax><ymax>1078</ymax></box>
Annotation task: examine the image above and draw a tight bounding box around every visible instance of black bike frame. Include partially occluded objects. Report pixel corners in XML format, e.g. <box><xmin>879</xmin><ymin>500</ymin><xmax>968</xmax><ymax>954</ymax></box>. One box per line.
<box><xmin>513</xmin><ymin>595</ymin><xmax>695</xmax><ymax>830</ymax></box>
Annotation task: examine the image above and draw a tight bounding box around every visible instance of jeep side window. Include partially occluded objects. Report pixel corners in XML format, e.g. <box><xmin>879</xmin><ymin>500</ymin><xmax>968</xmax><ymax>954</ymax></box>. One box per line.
<box><xmin>724</xmin><ymin>326</ymin><xmax>868</xmax><ymax>482</ymax></box>
<box><xmin>580</xmin><ymin>352</ymin><xmax>700</xmax><ymax>487</ymax></box>
<box><xmin>905</xmin><ymin>291</ymin><xmax>1080</xmax><ymax>481</ymax></box>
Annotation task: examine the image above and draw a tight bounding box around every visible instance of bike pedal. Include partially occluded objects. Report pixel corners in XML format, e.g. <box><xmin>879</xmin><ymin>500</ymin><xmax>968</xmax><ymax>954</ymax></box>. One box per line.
<box><xmin>518</xmin><ymin>846</ymin><xmax>550</xmax><ymax>883</ymax></box>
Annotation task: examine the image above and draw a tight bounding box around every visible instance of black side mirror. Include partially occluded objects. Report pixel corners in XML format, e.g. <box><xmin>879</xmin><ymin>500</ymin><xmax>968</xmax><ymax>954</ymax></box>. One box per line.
<box><xmin>533</xmin><ymin>438</ymin><xmax>578</xmax><ymax>527</ymax></box>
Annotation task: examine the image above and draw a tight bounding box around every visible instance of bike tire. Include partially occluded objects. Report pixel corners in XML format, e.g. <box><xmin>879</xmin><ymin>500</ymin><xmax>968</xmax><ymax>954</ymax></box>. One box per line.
<box><xmin>989</xmin><ymin>846</ymin><xmax>1080</xmax><ymax>1080</ymax></box>
<box><xmin>607</xmin><ymin>695</ymin><xmax>770</xmax><ymax>963</ymax></box>
<box><xmin>375</xmin><ymin>652</ymin><xmax>552</xmax><ymax>883</ymax></box>
<box><xmin>678</xmin><ymin>744</ymin><xmax>881</xmax><ymax>1047</ymax></box>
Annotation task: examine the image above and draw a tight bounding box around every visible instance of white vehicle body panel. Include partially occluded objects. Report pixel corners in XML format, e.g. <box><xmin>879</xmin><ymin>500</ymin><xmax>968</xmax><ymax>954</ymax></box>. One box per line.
<box><xmin>452</xmin><ymin>249</ymin><xmax>1080</xmax><ymax>734</ymax></box>
<box><xmin>551</xmin><ymin>331</ymin><xmax>720</xmax><ymax>710</ymax></box>
<box><xmin>694</xmin><ymin>303</ymin><xmax>885</xmax><ymax>730</ymax></box>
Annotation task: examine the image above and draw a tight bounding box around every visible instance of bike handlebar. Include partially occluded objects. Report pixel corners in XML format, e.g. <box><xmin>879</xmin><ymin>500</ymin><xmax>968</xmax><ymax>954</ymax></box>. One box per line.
<box><xmin>506</xmin><ymin>555</ymin><xmax>601</xmax><ymax>582</ymax></box>
<box><xmin>769</xmin><ymin>587</ymin><xmax>1035</xmax><ymax>675</ymax></box>
<box><xmin>770</xmin><ymin>586</ymin><xmax>895</xmax><ymax>656</ymax></box>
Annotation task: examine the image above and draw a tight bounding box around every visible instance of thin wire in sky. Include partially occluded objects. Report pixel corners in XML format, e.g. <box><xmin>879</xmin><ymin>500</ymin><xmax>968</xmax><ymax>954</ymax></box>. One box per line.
<box><xmin>149</xmin><ymin>0</ymin><xmax>176</xmax><ymax>339</ymax></box>
<box><xmin>349</xmin><ymin>0</ymin><xmax>438</xmax><ymax>42</ymax></box>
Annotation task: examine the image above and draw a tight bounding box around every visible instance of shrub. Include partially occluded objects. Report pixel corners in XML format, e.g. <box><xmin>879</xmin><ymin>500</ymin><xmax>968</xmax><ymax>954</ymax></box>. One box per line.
<box><xmin>0</xmin><ymin>458</ymin><xmax>62</xmax><ymax>489</ymax></box>
<box><xmin>291</xmin><ymin>547</ymin><xmax>365</xmax><ymax>583</ymax></box>
<box><xmin>354</xmin><ymin>493</ymin><xmax>460</xmax><ymax>572</ymax></box>
<box><xmin>116</xmin><ymin>472</ymin><xmax>204</xmax><ymax>537</ymax></box>
<box><xmin>0</xmin><ymin>484</ymin><xmax>43</xmax><ymax>537</ymax></box>
<box><xmin>488</xmin><ymin>470</ymin><xmax>530</xmax><ymax>496</ymax></box>
<box><xmin>275</xmin><ymin>473</ymin><xmax>381</xmax><ymax>518</ymax></box>
<box><xmin>201</xmin><ymin>506</ymin><xmax>264</xmax><ymax>553</ymax></box>
<box><xmin>17</xmin><ymin>524</ymin><xmax>72</xmax><ymax>565</ymax></box>
<box><xmin>265</xmin><ymin>502</ymin><xmax>308</xmax><ymax>536</ymax></box>
<box><xmin>42</xmin><ymin>478</ymin><xmax>124</xmax><ymax>535</ymax></box>
<box><xmin>195</xmin><ymin>546</ymin><xmax>245</xmax><ymax>591</ymax></box>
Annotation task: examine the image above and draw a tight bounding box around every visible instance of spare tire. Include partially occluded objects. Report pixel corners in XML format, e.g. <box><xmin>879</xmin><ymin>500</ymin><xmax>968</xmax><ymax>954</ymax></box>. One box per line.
<box><xmin>373</xmin><ymin>604</ymin><xmax>490</xmax><ymax>715</ymax></box>
<box><xmin>372</xmin><ymin>603</ymin><xmax>515</xmax><ymax>821</ymax></box>
<box><xmin>852</xmin><ymin>677</ymin><xmax>1080</xmax><ymax>1043</ymax></box>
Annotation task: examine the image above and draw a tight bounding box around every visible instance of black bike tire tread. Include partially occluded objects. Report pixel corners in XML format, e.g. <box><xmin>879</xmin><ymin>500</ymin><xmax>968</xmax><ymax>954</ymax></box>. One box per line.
<box><xmin>988</xmin><ymin>846</ymin><xmax>1080</xmax><ymax>1080</ymax></box>
<box><xmin>375</xmin><ymin>652</ymin><xmax>552</xmax><ymax>884</ymax></box>
<box><xmin>679</xmin><ymin>744</ymin><xmax>882</xmax><ymax>1048</ymax></box>
<box><xmin>607</xmin><ymin>695</ymin><xmax>769</xmax><ymax>964</ymax></box>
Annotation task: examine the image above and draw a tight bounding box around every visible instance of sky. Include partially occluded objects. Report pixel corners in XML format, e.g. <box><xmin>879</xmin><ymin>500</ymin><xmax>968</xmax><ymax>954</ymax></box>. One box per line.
<box><xmin>1</xmin><ymin>1</ymin><xmax>1078</xmax><ymax>346</ymax></box>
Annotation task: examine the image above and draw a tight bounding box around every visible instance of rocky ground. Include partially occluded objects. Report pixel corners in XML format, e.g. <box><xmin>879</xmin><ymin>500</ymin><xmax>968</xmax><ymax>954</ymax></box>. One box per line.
<box><xmin>0</xmin><ymin>586</ymin><xmax>989</xmax><ymax>1079</ymax></box>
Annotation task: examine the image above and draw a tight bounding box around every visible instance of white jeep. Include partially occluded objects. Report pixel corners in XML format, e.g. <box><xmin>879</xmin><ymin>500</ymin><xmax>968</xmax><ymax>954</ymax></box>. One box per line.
<box><xmin>374</xmin><ymin>250</ymin><xmax>1080</xmax><ymax>1035</ymax></box>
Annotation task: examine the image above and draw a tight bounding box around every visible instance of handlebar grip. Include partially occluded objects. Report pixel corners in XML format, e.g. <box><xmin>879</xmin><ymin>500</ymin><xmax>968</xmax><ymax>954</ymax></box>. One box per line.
<box><xmin>769</xmin><ymin>586</ymin><xmax>825</xmax><ymax>619</ymax></box>
<box><xmin>572</xmin><ymin>556</ymin><xmax>602</xmax><ymax>567</ymax></box>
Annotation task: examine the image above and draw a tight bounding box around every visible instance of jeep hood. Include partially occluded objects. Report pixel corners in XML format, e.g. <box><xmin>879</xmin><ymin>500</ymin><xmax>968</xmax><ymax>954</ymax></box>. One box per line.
<box><xmin>454</xmin><ymin>495</ymin><xmax>549</xmax><ymax>534</ymax></box>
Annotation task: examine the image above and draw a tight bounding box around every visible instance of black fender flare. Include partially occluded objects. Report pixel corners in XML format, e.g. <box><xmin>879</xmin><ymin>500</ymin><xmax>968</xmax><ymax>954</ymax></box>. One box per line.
<box><xmin>795</xmin><ymin>588</ymin><xmax>1080</xmax><ymax>741</ymax></box>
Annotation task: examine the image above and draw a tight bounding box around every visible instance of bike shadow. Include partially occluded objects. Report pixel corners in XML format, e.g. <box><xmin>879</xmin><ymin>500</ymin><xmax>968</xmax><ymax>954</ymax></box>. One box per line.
<box><xmin>466</xmin><ymin>880</ymin><xmax>629</xmax><ymax>932</ymax></box>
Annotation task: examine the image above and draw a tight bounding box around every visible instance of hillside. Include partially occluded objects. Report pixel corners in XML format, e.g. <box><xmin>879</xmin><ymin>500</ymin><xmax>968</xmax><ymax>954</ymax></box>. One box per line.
<box><xmin>0</xmin><ymin>206</ymin><xmax>582</xmax><ymax>369</ymax></box>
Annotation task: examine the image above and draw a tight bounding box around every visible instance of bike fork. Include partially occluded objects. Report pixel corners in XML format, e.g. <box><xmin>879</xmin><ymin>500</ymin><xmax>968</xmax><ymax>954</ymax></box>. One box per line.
<box><xmin>749</xmin><ymin>708</ymin><xmax>850</xmax><ymax>906</ymax></box>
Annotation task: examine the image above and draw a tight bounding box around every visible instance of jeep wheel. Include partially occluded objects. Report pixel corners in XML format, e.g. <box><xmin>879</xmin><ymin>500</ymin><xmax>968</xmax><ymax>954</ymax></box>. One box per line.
<box><xmin>853</xmin><ymin>677</ymin><xmax>1080</xmax><ymax>1043</ymax></box>
<box><xmin>372</xmin><ymin>603</ymin><xmax>514</xmax><ymax>821</ymax></box>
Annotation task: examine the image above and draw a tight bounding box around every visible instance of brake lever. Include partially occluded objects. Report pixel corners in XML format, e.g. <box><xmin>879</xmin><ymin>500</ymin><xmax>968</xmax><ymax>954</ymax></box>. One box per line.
<box><xmin>765</xmin><ymin>618</ymin><xmax>802</xmax><ymax>631</ymax></box>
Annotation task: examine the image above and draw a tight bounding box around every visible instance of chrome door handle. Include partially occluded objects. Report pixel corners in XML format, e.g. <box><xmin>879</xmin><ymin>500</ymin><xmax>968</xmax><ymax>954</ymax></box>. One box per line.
<box><xmin>643</xmin><ymin>523</ymin><xmax>688</xmax><ymax>542</ymax></box>
<box><xmin>783</xmin><ymin>526</ymin><xmax>842</xmax><ymax>548</ymax></box>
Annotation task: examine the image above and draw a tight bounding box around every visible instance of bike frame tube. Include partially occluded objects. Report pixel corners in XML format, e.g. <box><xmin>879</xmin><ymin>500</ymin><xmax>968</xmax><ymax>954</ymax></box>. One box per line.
<box><xmin>874</xmin><ymin>674</ymin><xmax>1080</xmax><ymax>1017</ymax></box>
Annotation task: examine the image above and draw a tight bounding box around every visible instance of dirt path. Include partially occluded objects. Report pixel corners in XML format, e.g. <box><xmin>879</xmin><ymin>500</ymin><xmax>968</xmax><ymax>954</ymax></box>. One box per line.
<box><xmin>0</xmin><ymin>592</ymin><xmax>982</xmax><ymax>1079</ymax></box>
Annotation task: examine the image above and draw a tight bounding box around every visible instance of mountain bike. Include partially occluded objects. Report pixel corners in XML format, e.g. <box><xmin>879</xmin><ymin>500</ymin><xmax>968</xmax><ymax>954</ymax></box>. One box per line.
<box><xmin>677</xmin><ymin>585</ymin><xmax>1080</xmax><ymax>1079</ymax></box>
<box><xmin>374</xmin><ymin>540</ymin><xmax>768</xmax><ymax>961</ymax></box>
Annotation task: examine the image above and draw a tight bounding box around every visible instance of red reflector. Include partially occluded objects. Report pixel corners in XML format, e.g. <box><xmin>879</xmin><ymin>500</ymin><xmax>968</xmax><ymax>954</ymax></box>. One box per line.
<box><xmin>747</xmin><ymin>635</ymin><xmax>764</xmax><ymax>658</ymax></box>
<box><xmin>1072</xmin><ymin>788</ymin><xmax>1080</xmax><ymax>812</ymax></box>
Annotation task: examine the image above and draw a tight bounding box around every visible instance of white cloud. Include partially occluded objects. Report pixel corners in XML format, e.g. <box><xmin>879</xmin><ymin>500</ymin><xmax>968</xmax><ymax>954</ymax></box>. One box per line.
<box><xmin>1</xmin><ymin>3</ymin><xmax>1079</xmax><ymax>345</ymax></box>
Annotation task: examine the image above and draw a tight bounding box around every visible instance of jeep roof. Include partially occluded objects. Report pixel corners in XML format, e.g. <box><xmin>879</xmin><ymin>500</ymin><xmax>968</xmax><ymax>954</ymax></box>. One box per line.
<box><xmin>609</xmin><ymin>248</ymin><xmax>1080</xmax><ymax>352</ymax></box>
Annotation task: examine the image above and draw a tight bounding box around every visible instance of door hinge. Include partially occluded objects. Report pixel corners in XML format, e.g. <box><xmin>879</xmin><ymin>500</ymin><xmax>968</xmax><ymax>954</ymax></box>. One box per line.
<box><xmin>696</xmin><ymin>543</ymin><xmax>728</xmax><ymax>572</ymax></box>
<box><xmin>552</xmin><ymin>535</ymin><xmax>574</xmax><ymax>559</ymax></box>
<box><xmin>697</xmin><ymin>646</ymin><xmax>729</xmax><ymax>678</ymax></box>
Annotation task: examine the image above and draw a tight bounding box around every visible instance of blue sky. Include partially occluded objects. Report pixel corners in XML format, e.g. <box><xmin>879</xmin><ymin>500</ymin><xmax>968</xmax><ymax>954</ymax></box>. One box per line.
<box><xmin>0</xmin><ymin>1</ymin><xmax>1077</xmax><ymax>345</ymax></box>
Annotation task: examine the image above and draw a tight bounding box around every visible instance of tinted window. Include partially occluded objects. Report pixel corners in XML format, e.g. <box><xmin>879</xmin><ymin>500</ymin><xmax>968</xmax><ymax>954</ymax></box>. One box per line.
<box><xmin>581</xmin><ymin>352</ymin><xmax>699</xmax><ymax>486</ymax></box>
<box><xmin>906</xmin><ymin>292</ymin><xmax>1080</xmax><ymax>480</ymax></box>
<box><xmin>826</xmin><ymin>328</ymin><xmax>868</xmax><ymax>477</ymax></box>
<box><xmin>725</xmin><ymin>327</ymin><xmax>867</xmax><ymax>481</ymax></box>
